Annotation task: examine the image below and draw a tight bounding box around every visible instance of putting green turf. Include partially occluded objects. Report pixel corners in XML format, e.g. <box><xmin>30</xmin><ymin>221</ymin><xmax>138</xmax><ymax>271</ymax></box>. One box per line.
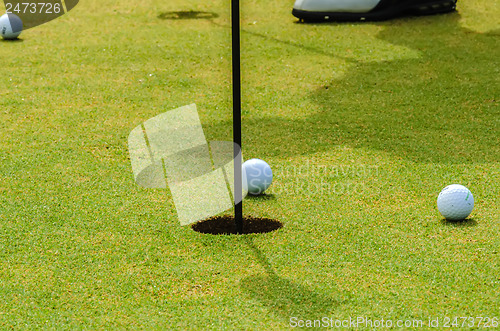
<box><xmin>0</xmin><ymin>0</ymin><xmax>499</xmax><ymax>328</ymax></box>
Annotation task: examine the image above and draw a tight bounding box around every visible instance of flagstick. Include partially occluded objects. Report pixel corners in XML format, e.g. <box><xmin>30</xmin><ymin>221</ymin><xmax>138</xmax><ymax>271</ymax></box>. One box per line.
<box><xmin>232</xmin><ymin>0</ymin><xmax>243</xmax><ymax>234</ymax></box>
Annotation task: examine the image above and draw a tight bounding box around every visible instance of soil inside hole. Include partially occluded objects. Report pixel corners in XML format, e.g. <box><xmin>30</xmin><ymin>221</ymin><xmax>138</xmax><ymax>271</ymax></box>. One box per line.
<box><xmin>192</xmin><ymin>215</ymin><xmax>282</xmax><ymax>235</ymax></box>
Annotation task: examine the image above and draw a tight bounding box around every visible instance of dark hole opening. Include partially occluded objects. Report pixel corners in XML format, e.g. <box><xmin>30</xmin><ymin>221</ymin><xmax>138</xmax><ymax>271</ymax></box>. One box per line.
<box><xmin>192</xmin><ymin>215</ymin><xmax>283</xmax><ymax>235</ymax></box>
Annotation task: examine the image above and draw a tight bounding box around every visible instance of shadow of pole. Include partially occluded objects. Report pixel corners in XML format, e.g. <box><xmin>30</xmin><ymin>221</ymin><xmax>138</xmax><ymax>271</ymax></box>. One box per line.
<box><xmin>239</xmin><ymin>237</ymin><xmax>341</xmax><ymax>322</ymax></box>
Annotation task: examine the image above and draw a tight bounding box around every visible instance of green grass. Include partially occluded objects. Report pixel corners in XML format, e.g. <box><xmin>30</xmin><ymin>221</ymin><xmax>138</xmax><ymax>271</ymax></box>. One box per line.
<box><xmin>0</xmin><ymin>0</ymin><xmax>499</xmax><ymax>328</ymax></box>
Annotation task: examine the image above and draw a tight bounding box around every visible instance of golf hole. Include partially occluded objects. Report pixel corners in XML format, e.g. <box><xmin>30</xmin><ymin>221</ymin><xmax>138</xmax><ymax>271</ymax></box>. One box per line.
<box><xmin>158</xmin><ymin>11</ymin><xmax>219</xmax><ymax>20</ymax></box>
<box><xmin>192</xmin><ymin>215</ymin><xmax>283</xmax><ymax>235</ymax></box>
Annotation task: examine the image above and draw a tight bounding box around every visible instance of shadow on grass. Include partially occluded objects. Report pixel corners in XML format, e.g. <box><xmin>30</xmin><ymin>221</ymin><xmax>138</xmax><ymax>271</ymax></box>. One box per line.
<box><xmin>245</xmin><ymin>193</ymin><xmax>277</xmax><ymax>201</ymax></box>
<box><xmin>240</xmin><ymin>237</ymin><xmax>340</xmax><ymax>321</ymax></box>
<box><xmin>440</xmin><ymin>218</ymin><xmax>477</xmax><ymax>227</ymax></box>
<box><xmin>204</xmin><ymin>13</ymin><xmax>499</xmax><ymax>164</ymax></box>
<box><xmin>0</xmin><ymin>38</ymin><xmax>23</xmax><ymax>43</ymax></box>
<box><xmin>308</xmin><ymin>13</ymin><xmax>499</xmax><ymax>164</ymax></box>
<box><xmin>158</xmin><ymin>11</ymin><xmax>219</xmax><ymax>20</ymax></box>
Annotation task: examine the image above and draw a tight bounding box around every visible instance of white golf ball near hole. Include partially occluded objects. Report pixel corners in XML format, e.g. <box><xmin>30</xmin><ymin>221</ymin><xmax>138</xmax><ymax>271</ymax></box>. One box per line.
<box><xmin>0</xmin><ymin>13</ymin><xmax>23</xmax><ymax>40</ymax></box>
<box><xmin>437</xmin><ymin>184</ymin><xmax>474</xmax><ymax>221</ymax></box>
<box><xmin>242</xmin><ymin>158</ymin><xmax>273</xmax><ymax>195</ymax></box>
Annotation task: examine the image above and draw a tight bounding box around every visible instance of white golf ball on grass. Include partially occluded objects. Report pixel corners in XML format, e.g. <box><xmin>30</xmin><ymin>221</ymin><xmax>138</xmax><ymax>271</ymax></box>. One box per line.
<box><xmin>437</xmin><ymin>184</ymin><xmax>474</xmax><ymax>221</ymax></box>
<box><xmin>0</xmin><ymin>13</ymin><xmax>23</xmax><ymax>40</ymax></box>
<box><xmin>242</xmin><ymin>158</ymin><xmax>273</xmax><ymax>195</ymax></box>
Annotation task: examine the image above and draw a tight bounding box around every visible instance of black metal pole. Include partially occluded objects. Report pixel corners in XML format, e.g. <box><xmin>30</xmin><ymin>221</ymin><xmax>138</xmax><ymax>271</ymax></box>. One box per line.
<box><xmin>232</xmin><ymin>0</ymin><xmax>243</xmax><ymax>233</ymax></box>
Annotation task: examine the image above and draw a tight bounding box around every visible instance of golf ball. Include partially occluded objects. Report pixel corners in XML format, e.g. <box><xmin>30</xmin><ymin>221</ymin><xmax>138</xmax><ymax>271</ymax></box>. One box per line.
<box><xmin>242</xmin><ymin>158</ymin><xmax>273</xmax><ymax>195</ymax></box>
<box><xmin>0</xmin><ymin>13</ymin><xmax>23</xmax><ymax>40</ymax></box>
<box><xmin>437</xmin><ymin>184</ymin><xmax>474</xmax><ymax>221</ymax></box>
